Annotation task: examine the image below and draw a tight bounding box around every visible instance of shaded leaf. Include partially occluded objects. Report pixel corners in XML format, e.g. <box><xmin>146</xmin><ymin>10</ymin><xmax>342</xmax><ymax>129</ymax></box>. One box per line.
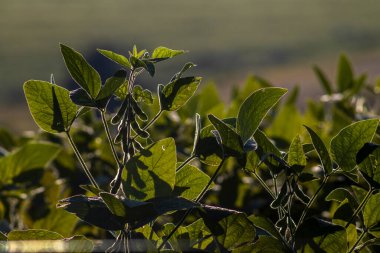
<box><xmin>330</xmin><ymin>119</ymin><xmax>379</xmax><ymax>171</ymax></box>
<box><xmin>70</xmin><ymin>88</ymin><xmax>95</xmax><ymax>107</ymax></box>
<box><xmin>364</xmin><ymin>193</ymin><xmax>380</xmax><ymax>236</ymax></box>
<box><xmin>122</xmin><ymin>138</ymin><xmax>176</xmax><ymax>201</ymax></box>
<box><xmin>60</xmin><ymin>44</ymin><xmax>101</xmax><ymax>98</ymax></box>
<box><xmin>356</xmin><ymin>142</ymin><xmax>380</xmax><ymax>165</ymax></box>
<box><xmin>287</xmin><ymin>135</ymin><xmax>306</xmax><ymax>167</ymax></box>
<box><xmin>313</xmin><ymin>65</ymin><xmax>333</xmax><ymax>95</ymax></box>
<box><xmin>248</xmin><ymin>215</ymin><xmax>282</xmax><ymax>241</ymax></box>
<box><xmin>96</xmin><ymin>70</ymin><xmax>127</xmax><ymax>108</ymax></box>
<box><xmin>237</xmin><ymin>87</ymin><xmax>287</xmax><ymax>144</ymax></box>
<box><xmin>337</xmin><ymin>54</ymin><xmax>353</xmax><ymax>92</ymax></box>
<box><xmin>159</xmin><ymin>77</ymin><xmax>201</xmax><ymax>111</ymax></box>
<box><xmin>24</xmin><ymin>80</ymin><xmax>78</xmax><ymax>133</ymax></box>
<box><xmin>174</xmin><ymin>164</ymin><xmax>211</xmax><ymax>200</ymax></box>
<box><xmin>305</xmin><ymin>125</ymin><xmax>333</xmax><ymax>174</ymax></box>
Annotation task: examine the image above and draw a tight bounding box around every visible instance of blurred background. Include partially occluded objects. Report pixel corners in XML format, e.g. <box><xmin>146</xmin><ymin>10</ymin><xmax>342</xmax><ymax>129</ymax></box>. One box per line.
<box><xmin>1</xmin><ymin>0</ymin><xmax>380</xmax><ymax>132</ymax></box>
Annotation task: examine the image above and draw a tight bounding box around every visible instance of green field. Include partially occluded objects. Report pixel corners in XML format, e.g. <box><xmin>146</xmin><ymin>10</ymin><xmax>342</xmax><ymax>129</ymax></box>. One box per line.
<box><xmin>2</xmin><ymin>0</ymin><xmax>380</xmax><ymax>131</ymax></box>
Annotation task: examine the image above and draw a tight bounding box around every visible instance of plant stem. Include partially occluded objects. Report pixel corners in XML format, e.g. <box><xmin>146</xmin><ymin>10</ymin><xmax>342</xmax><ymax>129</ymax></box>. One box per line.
<box><xmin>246</xmin><ymin>169</ymin><xmax>275</xmax><ymax>199</ymax></box>
<box><xmin>101</xmin><ymin>110</ymin><xmax>122</xmax><ymax>168</ymax></box>
<box><xmin>158</xmin><ymin>158</ymin><xmax>226</xmax><ymax>250</ymax></box>
<box><xmin>348</xmin><ymin>230</ymin><xmax>367</xmax><ymax>253</ymax></box>
<box><xmin>345</xmin><ymin>188</ymin><xmax>374</xmax><ymax>229</ymax></box>
<box><xmin>66</xmin><ymin>131</ymin><xmax>99</xmax><ymax>189</ymax></box>
<box><xmin>142</xmin><ymin>110</ymin><xmax>162</xmax><ymax>132</ymax></box>
<box><xmin>295</xmin><ymin>175</ymin><xmax>329</xmax><ymax>231</ymax></box>
<box><xmin>176</xmin><ymin>155</ymin><xmax>197</xmax><ymax>172</ymax></box>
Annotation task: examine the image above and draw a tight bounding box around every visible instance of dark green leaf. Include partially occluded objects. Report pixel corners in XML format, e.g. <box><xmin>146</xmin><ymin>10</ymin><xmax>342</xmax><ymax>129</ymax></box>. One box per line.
<box><xmin>70</xmin><ymin>88</ymin><xmax>95</xmax><ymax>107</ymax></box>
<box><xmin>359</xmin><ymin>148</ymin><xmax>380</xmax><ymax>188</ymax></box>
<box><xmin>305</xmin><ymin>125</ymin><xmax>333</xmax><ymax>174</ymax></box>
<box><xmin>195</xmin><ymin>124</ymin><xmax>223</xmax><ymax>166</ymax></box>
<box><xmin>99</xmin><ymin>192</ymin><xmax>127</xmax><ymax>217</ymax></box>
<box><xmin>97</xmin><ymin>49</ymin><xmax>132</xmax><ymax>69</ymax></box>
<box><xmin>313</xmin><ymin>65</ymin><xmax>333</xmax><ymax>95</ymax></box>
<box><xmin>248</xmin><ymin>215</ymin><xmax>283</xmax><ymax>241</ymax></box>
<box><xmin>325</xmin><ymin>188</ymin><xmax>358</xmax><ymax>208</ymax></box>
<box><xmin>131</xmin><ymin>98</ymin><xmax>148</xmax><ymax>121</ymax></box>
<box><xmin>298</xmin><ymin>173</ymin><xmax>318</xmax><ymax>182</ymax></box>
<box><xmin>234</xmin><ymin>236</ymin><xmax>286</xmax><ymax>253</ymax></box>
<box><xmin>337</xmin><ymin>54</ymin><xmax>353</xmax><ymax>92</ymax></box>
<box><xmin>24</xmin><ymin>80</ymin><xmax>78</xmax><ymax>133</ymax></box>
<box><xmin>295</xmin><ymin>218</ymin><xmax>347</xmax><ymax>253</ymax></box>
<box><xmin>60</xmin><ymin>44</ymin><xmax>101</xmax><ymax>98</ymax></box>
<box><xmin>0</xmin><ymin>142</ymin><xmax>60</xmax><ymax>184</ymax></box>
<box><xmin>356</xmin><ymin>142</ymin><xmax>380</xmax><ymax>165</ymax></box>
<box><xmin>159</xmin><ymin>77</ymin><xmax>202</xmax><ymax>111</ymax></box>
<box><xmin>33</xmin><ymin>208</ymin><xmax>78</xmax><ymax>237</ymax></box>
<box><xmin>294</xmin><ymin>184</ymin><xmax>310</xmax><ymax>204</ymax></box>
<box><xmin>132</xmin><ymin>85</ymin><xmax>153</xmax><ymax>104</ymax></box>
<box><xmin>122</xmin><ymin>138</ymin><xmax>176</xmax><ymax>200</ymax></box>
<box><xmin>330</xmin><ymin>119</ymin><xmax>379</xmax><ymax>171</ymax></box>
<box><xmin>237</xmin><ymin>87</ymin><xmax>287</xmax><ymax>144</ymax></box>
<box><xmin>79</xmin><ymin>184</ymin><xmax>102</xmax><ymax>195</ymax></box>
<box><xmin>96</xmin><ymin>70</ymin><xmax>127</xmax><ymax>108</ymax></box>
<box><xmin>270</xmin><ymin>183</ymin><xmax>288</xmax><ymax>209</ymax></box>
<box><xmin>208</xmin><ymin>114</ymin><xmax>244</xmax><ymax>157</ymax></box>
<box><xmin>171</xmin><ymin>62</ymin><xmax>196</xmax><ymax>81</ymax></box>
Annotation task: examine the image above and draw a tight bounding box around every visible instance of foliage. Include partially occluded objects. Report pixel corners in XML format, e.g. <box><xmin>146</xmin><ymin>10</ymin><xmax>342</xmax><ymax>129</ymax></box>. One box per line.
<box><xmin>0</xmin><ymin>44</ymin><xmax>379</xmax><ymax>252</ymax></box>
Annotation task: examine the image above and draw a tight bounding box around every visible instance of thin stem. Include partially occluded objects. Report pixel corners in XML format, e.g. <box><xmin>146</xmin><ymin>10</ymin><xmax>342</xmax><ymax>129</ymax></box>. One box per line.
<box><xmin>295</xmin><ymin>175</ymin><xmax>330</xmax><ymax>231</ymax></box>
<box><xmin>66</xmin><ymin>131</ymin><xmax>99</xmax><ymax>189</ymax></box>
<box><xmin>348</xmin><ymin>230</ymin><xmax>367</xmax><ymax>253</ymax></box>
<box><xmin>158</xmin><ymin>158</ymin><xmax>227</xmax><ymax>250</ymax></box>
<box><xmin>176</xmin><ymin>155</ymin><xmax>197</xmax><ymax>172</ymax></box>
<box><xmin>101</xmin><ymin>111</ymin><xmax>122</xmax><ymax>168</ymax></box>
<box><xmin>245</xmin><ymin>169</ymin><xmax>275</xmax><ymax>199</ymax></box>
<box><xmin>345</xmin><ymin>188</ymin><xmax>374</xmax><ymax>229</ymax></box>
<box><xmin>132</xmin><ymin>109</ymin><xmax>163</xmax><ymax>141</ymax></box>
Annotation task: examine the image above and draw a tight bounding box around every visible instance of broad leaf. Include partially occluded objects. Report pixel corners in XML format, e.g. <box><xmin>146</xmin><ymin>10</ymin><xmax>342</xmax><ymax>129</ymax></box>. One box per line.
<box><xmin>0</xmin><ymin>142</ymin><xmax>60</xmax><ymax>184</ymax></box>
<box><xmin>122</xmin><ymin>138</ymin><xmax>176</xmax><ymax>200</ymax></box>
<box><xmin>97</xmin><ymin>49</ymin><xmax>132</xmax><ymax>69</ymax></box>
<box><xmin>295</xmin><ymin>218</ymin><xmax>347</xmax><ymax>253</ymax></box>
<box><xmin>208</xmin><ymin>114</ymin><xmax>244</xmax><ymax>157</ymax></box>
<box><xmin>132</xmin><ymin>85</ymin><xmax>153</xmax><ymax>104</ymax></box>
<box><xmin>151</xmin><ymin>47</ymin><xmax>186</xmax><ymax>61</ymax></box>
<box><xmin>33</xmin><ymin>208</ymin><xmax>78</xmax><ymax>237</ymax></box>
<box><xmin>287</xmin><ymin>135</ymin><xmax>306</xmax><ymax>167</ymax></box>
<box><xmin>70</xmin><ymin>88</ymin><xmax>95</xmax><ymax>107</ymax></box>
<box><xmin>96</xmin><ymin>70</ymin><xmax>127</xmax><ymax>108</ymax></box>
<box><xmin>359</xmin><ymin>148</ymin><xmax>380</xmax><ymax>188</ymax></box>
<box><xmin>8</xmin><ymin>229</ymin><xmax>64</xmax><ymax>240</ymax></box>
<box><xmin>174</xmin><ymin>164</ymin><xmax>211</xmax><ymax>200</ymax></box>
<box><xmin>195</xmin><ymin>124</ymin><xmax>223</xmax><ymax>166</ymax></box>
<box><xmin>248</xmin><ymin>215</ymin><xmax>282</xmax><ymax>241</ymax></box>
<box><xmin>24</xmin><ymin>80</ymin><xmax>78</xmax><ymax>133</ymax></box>
<box><xmin>211</xmin><ymin>213</ymin><xmax>256</xmax><ymax>251</ymax></box>
<box><xmin>159</xmin><ymin>77</ymin><xmax>201</xmax><ymax>111</ymax></box>
<box><xmin>99</xmin><ymin>192</ymin><xmax>127</xmax><ymax>218</ymax></box>
<box><xmin>364</xmin><ymin>193</ymin><xmax>380</xmax><ymax>236</ymax></box>
<box><xmin>233</xmin><ymin>236</ymin><xmax>286</xmax><ymax>253</ymax></box>
<box><xmin>60</xmin><ymin>44</ymin><xmax>101</xmax><ymax>98</ymax></box>
<box><xmin>237</xmin><ymin>87</ymin><xmax>287</xmax><ymax>144</ymax></box>
<box><xmin>330</xmin><ymin>119</ymin><xmax>379</xmax><ymax>171</ymax></box>
<box><xmin>305</xmin><ymin>126</ymin><xmax>333</xmax><ymax>174</ymax></box>
<box><xmin>171</xmin><ymin>62</ymin><xmax>196</xmax><ymax>81</ymax></box>
<box><xmin>325</xmin><ymin>188</ymin><xmax>358</xmax><ymax>208</ymax></box>
<box><xmin>356</xmin><ymin>142</ymin><xmax>380</xmax><ymax>165</ymax></box>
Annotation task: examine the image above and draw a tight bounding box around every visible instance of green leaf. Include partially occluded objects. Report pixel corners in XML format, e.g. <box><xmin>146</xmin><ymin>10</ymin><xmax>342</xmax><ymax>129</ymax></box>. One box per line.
<box><xmin>237</xmin><ymin>87</ymin><xmax>287</xmax><ymax>144</ymax></box>
<box><xmin>213</xmin><ymin>213</ymin><xmax>256</xmax><ymax>251</ymax></box>
<box><xmin>325</xmin><ymin>188</ymin><xmax>358</xmax><ymax>208</ymax></box>
<box><xmin>64</xmin><ymin>235</ymin><xmax>94</xmax><ymax>253</ymax></box>
<box><xmin>313</xmin><ymin>65</ymin><xmax>333</xmax><ymax>95</ymax></box>
<box><xmin>287</xmin><ymin>135</ymin><xmax>306</xmax><ymax>167</ymax></box>
<box><xmin>57</xmin><ymin>195</ymin><xmax>125</xmax><ymax>231</ymax></box>
<box><xmin>248</xmin><ymin>215</ymin><xmax>283</xmax><ymax>241</ymax></box>
<box><xmin>356</xmin><ymin>143</ymin><xmax>380</xmax><ymax>165</ymax></box>
<box><xmin>305</xmin><ymin>126</ymin><xmax>333</xmax><ymax>175</ymax></box>
<box><xmin>174</xmin><ymin>164</ymin><xmax>211</xmax><ymax>200</ymax></box>
<box><xmin>97</xmin><ymin>49</ymin><xmax>132</xmax><ymax>69</ymax></box>
<box><xmin>234</xmin><ymin>236</ymin><xmax>286</xmax><ymax>253</ymax></box>
<box><xmin>60</xmin><ymin>44</ymin><xmax>101</xmax><ymax>98</ymax></box>
<box><xmin>24</xmin><ymin>80</ymin><xmax>78</xmax><ymax>133</ymax></box>
<box><xmin>70</xmin><ymin>88</ymin><xmax>95</xmax><ymax>107</ymax></box>
<box><xmin>208</xmin><ymin>114</ymin><xmax>244</xmax><ymax>157</ymax></box>
<box><xmin>295</xmin><ymin>218</ymin><xmax>347</xmax><ymax>253</ymax></box>
<box><xmin>122</xmin><ymin>138</ymin><xmax>176</xmax><ymax>200</ymax></box>
<box><xmin>159</xmin><ymin>77</ymin><xmax>201</xmax><ymax>111</ymax></box>
<box><xmin>0</xmin><ymin>142</ymin><xmax>60</xmax><ymax>184</ymax></box>
<box><xmin>170</xmin><ymin>62</ymin><xmax>196</xmax><ymax>81</ymax></box>
<box><xmin>358</xmin><ymin>148</ymin><xmax>380</xmax><ymax>188</ymax></box>
<box><xmin>337</xmin><ymin>54</ymin><xmax>353</xmax><ymax>92</ymax></box>
<box><xmin>99</xmin><ymin>192</ymin><xmax>127</xmax><ymax>217</ymax></box>
<box><xmin>364</xmin><ymin>193</ymin><xmax>380</xmax><ymax>236</ymax></box>
<box><xmin>132</xmin><ymin>85</ymin><xmax>153</xmax><ymax>104</ymax></box>
<box><xmin>151</xmin><ymin>46</ymin><xmax>186</xmax><ymax>60</ymax></box>
<box><xmin>33</xmin><ymin>208</ymin><xmax>78</xmax><ymax>237</ymax></box>
<box><xmin>8</xmin><ymin>229</ymin><xmax>64</xmax><ymax>240</ymax></box>
<box><xmin>130</xmin><ymin>56</ymin><xmax>155</xmax><ymax>76</ymax></box>
<box><xmin>195</xmin><ymin>124</ymin><xmax>223</xmax><ymax>166</ymax></box>
<box><xmin>96</xmin><ymin>70</ymin><xmax>127</xmax><ymax>108</ymax></box>
<box><xmin>330</xmin><ymin>119</ymin><xmax>379</xmax><ymax>171</ymax></box>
